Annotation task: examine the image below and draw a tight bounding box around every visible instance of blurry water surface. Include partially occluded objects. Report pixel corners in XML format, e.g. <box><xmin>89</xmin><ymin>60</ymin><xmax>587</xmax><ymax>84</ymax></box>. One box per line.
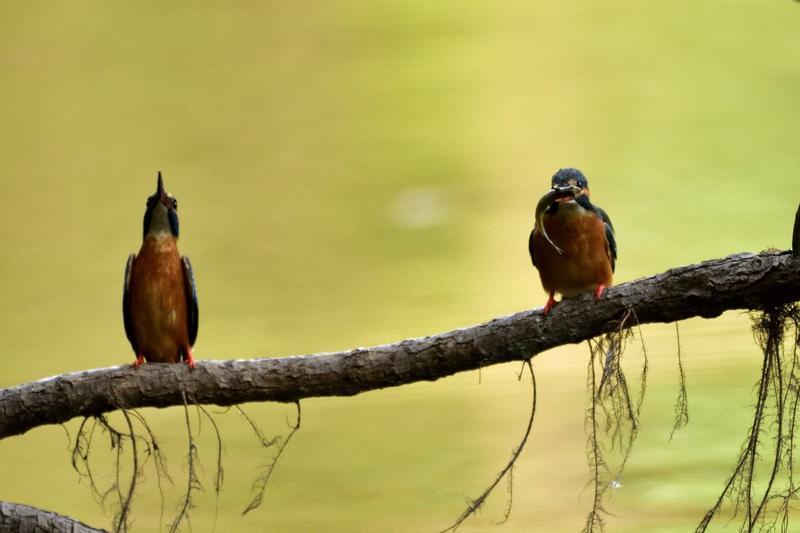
<box><xmin>1</xmin><ymin>2</ymin><xmax>799</xmax><ymax>531</ymax></box>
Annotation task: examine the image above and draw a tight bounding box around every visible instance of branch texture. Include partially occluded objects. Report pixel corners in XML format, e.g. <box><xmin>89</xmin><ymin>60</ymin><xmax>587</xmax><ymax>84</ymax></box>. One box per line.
<box><xmin>0</xmin><ymin>501</ymin><xmax>107</xmax><ymax>533</ymax></box>
<box><xmin>2</xmin><ymin>251</ymin><xmax>800</xmax><ymax>440</ymax></box>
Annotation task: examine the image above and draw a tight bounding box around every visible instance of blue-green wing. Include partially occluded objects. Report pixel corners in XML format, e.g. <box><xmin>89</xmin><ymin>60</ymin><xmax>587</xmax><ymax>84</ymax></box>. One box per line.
<box><xmin>596</xmin><ymin>207</ymin><xmax>617</xmax><ymax>272</ymax></box>
<box><xmin>182</xmin><ymin>256</ymin><xmax>199</xmax><ymax>346</ymax></box>
<box><xmin>123</xmin><ymin>254</ymin><xmax>137</xmax><ymax>351</ymax></box>
<box><xmin>528</xmin><ymin>228</ymin><xmax>538</xmax><ymax>268</ymax></box>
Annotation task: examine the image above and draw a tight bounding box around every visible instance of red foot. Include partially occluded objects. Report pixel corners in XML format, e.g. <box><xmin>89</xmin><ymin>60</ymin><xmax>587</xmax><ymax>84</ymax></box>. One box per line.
<box><xmin>184</xmin><ymin>347</ymin><xmax>197</xmax><ymax>369</ymax></box>
<box><xmin>133</xmin><ymin>354</ymin><xmax>145</xmax><ymax>369</ymax></box>
<box><xmin>543</xmin><ymin>292</ymin><xmax>556</xmax><ymax>315</ymax></box>
<box><xmin>594</xmin><ymin>284</ymin><xmax>607</xmax><ymax>301</ymax></box>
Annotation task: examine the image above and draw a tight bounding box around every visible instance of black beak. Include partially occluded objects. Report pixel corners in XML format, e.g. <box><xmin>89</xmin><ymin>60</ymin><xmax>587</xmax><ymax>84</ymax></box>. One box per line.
<box><xmin>156</xmin><ymin>171</ymin><xmax>165</xmax><ymax>196</ymax></box>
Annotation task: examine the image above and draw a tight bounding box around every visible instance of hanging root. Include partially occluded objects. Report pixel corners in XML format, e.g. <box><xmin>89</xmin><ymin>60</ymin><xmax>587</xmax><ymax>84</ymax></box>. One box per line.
<box><xmin>70</xmin><ymin>414</ymin><xmax>130</xmax><ymax>532</ymax></box>
<box><xmin>169</xmin><ymin>392</ymin><xmax>203</xmax><ymax>533</ymax></box>
<box><xmin>697</xmin><ymin>303</ymin><xmax>800</xmax><ymax>532</ymax></box>
<box><xmin>670</xmin><ymin>322</ymin><xmax>689</xmax><ymax>440</ymax></box>
<box><xmin>69</xmin><ymin>398</ymin><xmax>234</xmax><ymax>533</ymax></box>
<box><xmin>71</xmin><ymin>417</ymin><xmax>104</xmax><ymax>505</ymax></box>
<box><xmin>242</xmin><ymin>401</ymin><xmax>302</xmax><ymax>515</ymax></box>
<box><xmin>585</xmin><ymin>340</ymin><xmax>608</xmax><ymax>533</ymax></box>
<box><xmin>195</xmin><ymin>403</ymin><xmax>225</xmax><ymax>533</ymax></box>
<box><xmin>128</xmin><ymin>409</ymin><xmax>173</xmax><ymax>528</ymax></box>
<box><xmin>69</xmin><ymin>396</ymin><xmax>229</xmax><ymax>533</ymax></box>
<box><xmin>583</xmin><ymin>308</ymin><xmax>648</xmax><ymax>533</ymax></box>
<box><xmin>191</xmin><ymin>404</ymin><xmax>224</xmax><ymax>495</ymax></box>
<box><xmin>69</xmin><ymin>397</ymin><xmax>298</xmax><ymax>529</ymax></box>
<box><xmin>69</xmin><ymin>410</ymin><xmax>155</xmax><ymax>533</ymax></box>
<box><xmin>439</xmin><ymin>359</ymin><xmax>537</xmax><ymax>533</ymax></box>
<box><xmin>113</xmin><ymin>411</ymin><xmax>139</xmax><ymax>532</ymax></box>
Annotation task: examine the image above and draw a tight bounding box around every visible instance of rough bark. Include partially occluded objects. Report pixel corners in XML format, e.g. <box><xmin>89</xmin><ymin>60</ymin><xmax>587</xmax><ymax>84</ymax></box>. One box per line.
<box><xmin>0</xmin><ymin>501</ymin><xmax>106</xmax><ymax>533</ymax></box>
<box><xmin>1</xmin><ymin>251</ymin><xmax>799</xmax><ymax>441</ymax></box>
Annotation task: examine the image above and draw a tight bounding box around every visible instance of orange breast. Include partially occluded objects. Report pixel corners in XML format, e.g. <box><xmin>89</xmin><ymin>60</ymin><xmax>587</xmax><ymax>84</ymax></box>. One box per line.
<box><xmin>532</xmin><ymin>210</ymin><xmax>613</xmax><ymax>297</ymax></box>
<box><xmin>129</xmin><ymin>236</ymin><xmax>189</xmax><ymax>363</ymax></box>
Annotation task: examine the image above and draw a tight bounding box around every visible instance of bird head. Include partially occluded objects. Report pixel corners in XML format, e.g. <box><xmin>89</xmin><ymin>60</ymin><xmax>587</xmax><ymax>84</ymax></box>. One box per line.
<box><xmin>142</xmin><ymin>171</ymin><xmax>180</xmax><ymax>238</ymax></box>
<box><xmin>550</xmin><ymin>168</ymin><xmax>589</xmax><ymax>202</ymax></box>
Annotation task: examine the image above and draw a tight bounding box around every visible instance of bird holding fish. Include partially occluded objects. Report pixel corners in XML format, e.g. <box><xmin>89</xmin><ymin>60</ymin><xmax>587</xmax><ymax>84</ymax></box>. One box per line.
<box><xmin>529</xmin><ymin>168</ymin><xmax>617</xmax><ymax>315</ymax></box>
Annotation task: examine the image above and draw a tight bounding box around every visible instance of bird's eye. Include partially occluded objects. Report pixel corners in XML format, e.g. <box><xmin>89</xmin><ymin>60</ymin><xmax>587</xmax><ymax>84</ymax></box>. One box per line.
<box><xmin>171</xmin><ymin>198</ymin><xmax>178</xmax><ymax>209</ymax></box>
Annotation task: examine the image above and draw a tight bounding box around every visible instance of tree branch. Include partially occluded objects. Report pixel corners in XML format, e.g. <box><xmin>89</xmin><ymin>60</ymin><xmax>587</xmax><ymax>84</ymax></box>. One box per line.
<box><xmin>2</xmin><ymin>251</ymin><xmax>800</xmax><ymax>441</ymax></box>
<box><xmin>0</xmin><ymin>501</ymin><xmax>107</xmax><ymax>533</ymax></box>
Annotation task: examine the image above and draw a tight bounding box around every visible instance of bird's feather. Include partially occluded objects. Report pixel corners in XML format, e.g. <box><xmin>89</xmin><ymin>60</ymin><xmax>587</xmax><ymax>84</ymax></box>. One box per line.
<box><xmin>123</xmin><ymin>253</ymin><xmax>137</xmax><ymax>352</ymax></box>
<box><xmin>595</xmin><ymin>206</ymin><xmax>617</xmax><ymax>272</ymax></box>
<box><xmin>528</xmin><ymin>229</ymin><xmax>538</xmax><ymax>268</ymax></box>
<box><xmin>182</xmin><ymin>256</ymin><xmax>199</xmax><ymax>347</ymax></box>
<box><xmin>576</xmin><ymin>196</ymin><xmax>617</xmax><ymax>272</ymax></box>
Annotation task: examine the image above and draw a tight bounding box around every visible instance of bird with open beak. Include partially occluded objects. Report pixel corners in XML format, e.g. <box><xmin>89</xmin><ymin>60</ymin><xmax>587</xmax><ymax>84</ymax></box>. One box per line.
<box><xmin>529</xmin><ymin>168</ymin><xmax>617</xmax><ymax>315</ymax></box>
<box><xmin>123</xmin><ymin>172</ymin><xmax>198</xmax><ymax>368</ymax></box>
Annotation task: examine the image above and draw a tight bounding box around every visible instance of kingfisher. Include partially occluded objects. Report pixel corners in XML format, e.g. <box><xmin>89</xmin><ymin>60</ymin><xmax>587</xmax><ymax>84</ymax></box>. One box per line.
<box><xmin>528</xmin><ymin>168</ymin><xmax>616</xmax><ymax>315</ymax></box>
<box><xmin>123</xmin><ymin>172</ymin><xmax>198</xmax><ymax>368</ymax></box>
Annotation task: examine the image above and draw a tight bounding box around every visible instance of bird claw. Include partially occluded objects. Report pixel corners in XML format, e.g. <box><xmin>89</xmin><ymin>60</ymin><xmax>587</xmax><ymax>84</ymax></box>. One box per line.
<box><xmin>594</xmin><ymin>284</ymin><xmax>607</xmax><ymax>300</ymax></box>
<box><xmin>543</xmin><ymin>293</ymin><xmax>556</xmax><ymax>315</ymax></box>
<box><xmin>184</xmin><ymin>348</ymin><xmax>197</xmax><ymax>369</ymax></box>
<box><xmin>132</xmin><ymin>355</ymin><xmax>145</xmax><ymax>369</ymax></box>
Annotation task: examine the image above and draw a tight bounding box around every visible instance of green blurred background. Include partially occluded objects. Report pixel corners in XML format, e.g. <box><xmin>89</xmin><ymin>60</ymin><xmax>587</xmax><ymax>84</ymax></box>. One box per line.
<box><xmin>1</xmin><ymin>2</ymin><xmax>799</xmax><ymax>532</ymax></box>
